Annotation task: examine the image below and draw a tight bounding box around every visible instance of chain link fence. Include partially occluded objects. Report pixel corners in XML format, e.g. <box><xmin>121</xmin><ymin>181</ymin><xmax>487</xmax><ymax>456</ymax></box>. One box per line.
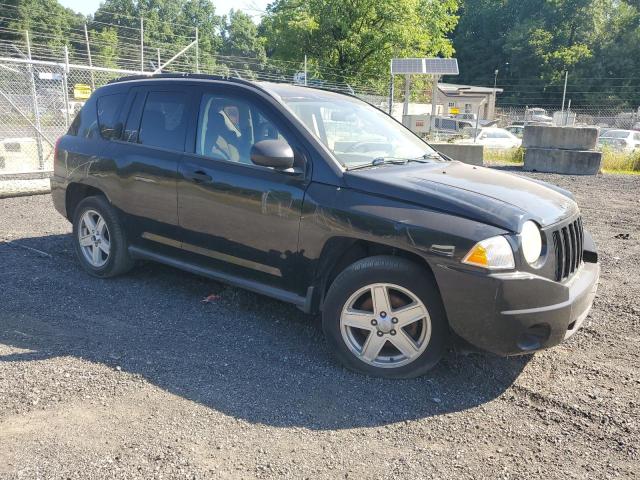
<box><xmin>495</xmin><ymin>105</ymin><xmax>640</xmax><ymax>129</ymax></box>
<box><xmin>2</xmin><ymin>47</ymin><xmax>639</xmax><ymax>176</ymax></box>
<box><xmin>0</xmin><ymin>56</ymin><xmax>142</xmax><ymax>176</ymax></box>
<box><xmin>0</xmin><ymin>48</ymin><xmax>392</xmax><ymax>176</ymax></box>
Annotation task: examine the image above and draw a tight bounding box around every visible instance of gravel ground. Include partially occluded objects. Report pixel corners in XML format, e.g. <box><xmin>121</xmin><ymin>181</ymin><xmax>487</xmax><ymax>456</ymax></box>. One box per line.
<box><xmin>0</xmin><ymin>170</ymin><xmax>638</xmax><ymax>479</ymax></box>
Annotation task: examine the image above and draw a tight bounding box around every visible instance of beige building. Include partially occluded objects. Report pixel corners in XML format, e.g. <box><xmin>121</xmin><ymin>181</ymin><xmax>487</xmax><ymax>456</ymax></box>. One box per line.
<box><xmin>435</xmin><ymin>83</ymin><xmax>503</xmax><ymax>120</ymax></box>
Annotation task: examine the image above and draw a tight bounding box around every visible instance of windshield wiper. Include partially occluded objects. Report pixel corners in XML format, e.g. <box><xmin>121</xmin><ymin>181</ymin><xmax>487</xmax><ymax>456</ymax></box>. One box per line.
<box><xmin>348</xmin><ymin>157</ymin><xmax>410</xmax><ymax>170</ymax></box>
<box><xmin>419</xmin><ymin>152</ymin><xmax>446</xmax><ymax>161</ymax></box>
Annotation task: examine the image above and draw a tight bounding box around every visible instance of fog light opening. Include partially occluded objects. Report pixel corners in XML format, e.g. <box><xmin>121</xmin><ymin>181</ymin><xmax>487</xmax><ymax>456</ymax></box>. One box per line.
<box><xmin>567</xmin><ymin>320</ymin><xmax>577</xmax><ymax>331</ymax></box>
<box><xmin>517</xmin><ymin>323</ymin><xmax>551</xmax><ymax>351</ymax></box>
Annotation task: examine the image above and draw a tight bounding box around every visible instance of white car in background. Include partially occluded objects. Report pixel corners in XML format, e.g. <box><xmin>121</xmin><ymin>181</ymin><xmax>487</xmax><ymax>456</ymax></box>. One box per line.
<box><xmin>598</xmin><ymin>129</ymin><xmax>640</xmax><ymax>152</ymax></box>
<box><xmin>457</xmin><ymin>127</ymin><xmax>522</xmax><ymax>149</ymax></box>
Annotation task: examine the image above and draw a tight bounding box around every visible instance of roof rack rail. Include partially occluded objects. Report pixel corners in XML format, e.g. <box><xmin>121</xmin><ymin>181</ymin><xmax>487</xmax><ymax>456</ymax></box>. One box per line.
<box><xmin>107</xmin><ymin>72</ymin><xmax>254</xmax><ymax>86</ymax></box>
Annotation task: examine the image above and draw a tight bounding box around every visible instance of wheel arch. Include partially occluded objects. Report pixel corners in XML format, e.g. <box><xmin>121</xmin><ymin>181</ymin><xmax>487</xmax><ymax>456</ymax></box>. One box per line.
<box><xmin>65</xmin><ymin>182</ymin><xmax>109</xmax><ymax>221</ymax></box>
<box><xmin>312</xmin><ymin>236</ymin><xmax>441</xmax><ymax>313</ymax></box>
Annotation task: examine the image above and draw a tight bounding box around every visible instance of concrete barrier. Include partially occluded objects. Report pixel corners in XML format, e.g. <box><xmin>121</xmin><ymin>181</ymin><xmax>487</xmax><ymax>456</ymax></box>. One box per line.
<box><xmin>523</xmin><ymin>125</ymin><xmax>598</xmax><ymax>151</ymax></box>
<box><xmin>430</xmin><ymin>143</ymin><xmax>484</xmax><ymax>166</ymax></box>
<box><xmin>524</xmin><ymin>148</ymin><xmax>602</xmax><ymax>175</ymax></box>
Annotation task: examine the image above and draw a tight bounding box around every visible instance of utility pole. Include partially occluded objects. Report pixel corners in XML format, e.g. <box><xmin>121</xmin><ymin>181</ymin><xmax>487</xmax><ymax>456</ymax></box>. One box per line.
<box><xmin>25</xmin><ymin>30</ymin><xmax>44</xmax><ymax>170</ymax></box>
<box><xmin>157</xmin><ymin>48</ymin><xmax>161</xmax><ymax>72</ymax></box>
<box><xmin>195</xmin><ymin>27</ymin><xmax>199</xmax><ymax>73</ymax></box>
<box><xmin>84</xmin><ymin>24</ymin><xmax>95</xmax><ymax>90</ymax></box>
<box><xmin>63</xmin><ymin>45</ymin><xmax>71</xmax><ymax>128</ymax></box>
<box><xmin>561</xmin><ymin>70</ymin><xmax>568</xmax><ymax>113</ymax></box>
<box><xmin>140</xmin><ymin>17</ymin><xmax>144</xmax><ymax>73</ymax></box>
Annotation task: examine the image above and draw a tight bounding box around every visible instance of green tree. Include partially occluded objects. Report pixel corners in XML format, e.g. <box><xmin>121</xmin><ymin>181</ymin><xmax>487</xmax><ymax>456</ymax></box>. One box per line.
<box><xmin>220</xmin><ymin>10</ymin><xmax>267</xmax><ymax>78</ymax></box>
<box><xmin>452</xmin><ymin>0</ymin><xmax>626</xmax><ymax>106</ymax></box>
<box><xmin>1</xmin><ymin>0</ymin><xmax>84</xmax><ymax>57</ymax></box>
<box><xmin>260</xmin><ymin>0</ymin><xmax>459</xmax><ymax>87</ymax></box>
<box><xmin>90</xmin><ymin>0</ymin><xmax>222</xmax><ymax>71</ymax></box>
<box><xmin>222</xmin><ymin>10</ymin><xmax>266</xmax><ymax>60</ymax></box>
<box><xmin>91</xmin><ymin>27</ymin><xmax>119</xmax><ymax>69</ymax></box>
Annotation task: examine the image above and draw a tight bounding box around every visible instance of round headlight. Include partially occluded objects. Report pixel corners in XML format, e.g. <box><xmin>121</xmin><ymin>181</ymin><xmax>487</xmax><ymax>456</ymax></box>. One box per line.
<box><xmin>521</xmin><ymin>221</ymin><xmax>542</xmax><ymax>264</ymax></box>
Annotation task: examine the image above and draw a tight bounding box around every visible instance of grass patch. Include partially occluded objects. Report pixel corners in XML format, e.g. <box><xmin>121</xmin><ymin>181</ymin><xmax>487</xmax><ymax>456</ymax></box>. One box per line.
<box><xmin>484</xmin><ymin>146</ymin><xmax>640</xmax><ymax>173</ymax></box>
<box><xmin>484</xmin><ymin>147</ymin><xmax>524</xmax><ymax>165</ymax></box>
<box><xmin>600</xmin><ymin>147</ymin><xmax>640</xmax><ymax>173</ymax></box>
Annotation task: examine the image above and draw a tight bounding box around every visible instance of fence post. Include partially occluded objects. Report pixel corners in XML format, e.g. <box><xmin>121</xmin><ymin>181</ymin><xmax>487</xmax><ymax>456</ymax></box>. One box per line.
<box><xmin>561</xmin><ymin>70</ymin><xmax>568</xmax><ymax>114</ymax></box>
<box><xmin>84</xmin><ymin>24</ymin><xmax>95</xmax><ymax>90</ymax></box>
<box><xmin>429</xmin><ymin>74</ymin><xmax>439</xmax><ymax>135</ymax></box>
<box><xmin>140</xmin><ymin>17</ymin><xmax>144</xmax><ymax>73</ymax></box>
<box><xmin>62</xmin><ymin>46</ymin><xmax>71</xmax><ymax>128</ymax></box>
<box><xmin>25</xmin><ymin>30</ymin><xmax>45</xmax><ymax>170</ymax></box>
<box><xmin>388</xmin><ymin>59</ymin><xmax>394</xmax><ymax>115</ymax></box>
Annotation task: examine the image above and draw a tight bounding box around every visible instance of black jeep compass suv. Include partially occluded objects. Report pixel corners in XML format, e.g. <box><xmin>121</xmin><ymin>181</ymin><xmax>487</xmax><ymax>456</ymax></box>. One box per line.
<box><xmin>52</xmin><ymin>74</ymin><xmax>600</xmax><ymax>378</ymax></box>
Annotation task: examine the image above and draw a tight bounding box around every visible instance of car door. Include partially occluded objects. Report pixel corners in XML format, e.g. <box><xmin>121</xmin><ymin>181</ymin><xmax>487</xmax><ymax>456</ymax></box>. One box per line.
<box><xmin>177</xmin><ymin>87</ymin><xmax>311</xmax><ymax>294</ymax></box>
<box><xmin>113</xmin><ymin>85</ymin><xmax>196</xmax><ymax>249</ymax></box>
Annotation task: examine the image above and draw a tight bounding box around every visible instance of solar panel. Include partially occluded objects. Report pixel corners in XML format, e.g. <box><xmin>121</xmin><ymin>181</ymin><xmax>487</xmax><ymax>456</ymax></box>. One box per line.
<box><xmin>391</xmin><ymin>58</ymin><xmax>424</xmax><ymax>74</ymax></box>
<box><xmin>391</xmin><ymin>58</ymin><xmax>459</xmax><ymax>75</ymax></box>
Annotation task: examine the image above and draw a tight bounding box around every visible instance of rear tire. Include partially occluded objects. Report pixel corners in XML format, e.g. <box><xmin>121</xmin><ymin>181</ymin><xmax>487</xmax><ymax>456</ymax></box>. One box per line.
<box><xmin>322</xmin><ymin>255</ymin><xmax>449</xmax><ymax>378</ymax></box>
<box><xmin>72</xmin><ymin>195</ymin><xmax>134</xmax><ymax>278</ymax></box>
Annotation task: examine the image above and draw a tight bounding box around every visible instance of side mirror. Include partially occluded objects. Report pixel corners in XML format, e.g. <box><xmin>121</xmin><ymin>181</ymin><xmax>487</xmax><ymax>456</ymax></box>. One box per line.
<box><xmin>250</xmin><ymin>139</ymin><xmax>295</xmax><ymax>170</ymax></box>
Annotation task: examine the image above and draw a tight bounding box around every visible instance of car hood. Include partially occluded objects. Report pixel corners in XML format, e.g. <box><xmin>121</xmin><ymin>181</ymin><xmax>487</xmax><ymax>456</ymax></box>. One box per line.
<box><xmin>343</xmin><ymin>161</ymin><xmax>578</xmax><ymax>232</ymax></box>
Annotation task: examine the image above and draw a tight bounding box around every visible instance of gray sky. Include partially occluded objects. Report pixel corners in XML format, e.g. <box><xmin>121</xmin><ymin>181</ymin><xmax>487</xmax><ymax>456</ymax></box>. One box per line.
<box><xmin>58</xmin><ymin>0</ymin><xmax>270</xmax><ymax>20</ymax></box>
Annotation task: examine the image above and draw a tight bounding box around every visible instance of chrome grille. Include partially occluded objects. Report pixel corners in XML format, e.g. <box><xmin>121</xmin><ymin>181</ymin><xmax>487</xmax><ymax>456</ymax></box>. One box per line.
<box><xmin>552</xmin><ymin>217</ymin><xmax>584</xmax><ymax>281</ymax></box>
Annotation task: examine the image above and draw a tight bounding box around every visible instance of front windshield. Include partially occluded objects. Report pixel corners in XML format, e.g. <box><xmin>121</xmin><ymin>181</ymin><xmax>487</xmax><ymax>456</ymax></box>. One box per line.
<box><xmin>267</xmin><ymin>84</ymin><xmax>439</xmax><ymax>168</ymax></box>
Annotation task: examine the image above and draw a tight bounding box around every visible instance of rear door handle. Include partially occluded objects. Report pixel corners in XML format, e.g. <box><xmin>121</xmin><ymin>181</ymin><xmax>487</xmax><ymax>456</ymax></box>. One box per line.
<box><xmin>190</xmin><ymin>170</ymin><xmax>212</xmax><ymax>183</ymax></box>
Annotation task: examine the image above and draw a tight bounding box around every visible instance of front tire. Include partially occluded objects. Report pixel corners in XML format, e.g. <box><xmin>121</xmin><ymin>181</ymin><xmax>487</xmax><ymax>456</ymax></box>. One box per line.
<box><xmin>72</xmin><ymin>195</ymin><xmax>134</xmax><ymax>278</ymax></box>
<box><xmin>322</xmin><ymin>256</ymin><xmax>449</xmax><ymax>378</ymax></box>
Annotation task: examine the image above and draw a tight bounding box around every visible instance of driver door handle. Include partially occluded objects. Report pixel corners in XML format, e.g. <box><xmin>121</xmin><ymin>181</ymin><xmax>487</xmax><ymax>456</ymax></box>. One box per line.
<box><xmin>189</xmin><ymin>170</ymin><xmax>212</xmax><ymax>184</ymax></box>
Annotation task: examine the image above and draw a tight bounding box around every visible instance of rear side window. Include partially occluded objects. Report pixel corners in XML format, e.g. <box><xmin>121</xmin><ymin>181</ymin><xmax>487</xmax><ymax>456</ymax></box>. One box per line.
<box><xmin>67</xmin><ymin>97</ymin><xmax>99</xmax><ymax>138</ymax></box>
<box><xmin>138</xmin><ymin>92</ymin><xmax>188</xmax><ymax>151</ymax></box>
<box><xmin>97</xmin><ymin>93</ymin><xmax>126</xmax><ymax>140</ymax></box>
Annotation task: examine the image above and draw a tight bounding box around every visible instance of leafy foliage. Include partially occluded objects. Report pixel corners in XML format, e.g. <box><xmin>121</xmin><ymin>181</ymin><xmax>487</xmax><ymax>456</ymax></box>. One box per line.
<box><xmin>3</xmin><ymin>0</ymin><xmax>640</xmax><ymax>108</ymax></box>
<box><xmin>452</xmin><ymin>0</ymin><xmax>640</xmax><ymax>107</ymax></box>
<box><xmin>260</xmin><ymin>0</ymin><xmax>458</xmax><ymax>87</ymax></box>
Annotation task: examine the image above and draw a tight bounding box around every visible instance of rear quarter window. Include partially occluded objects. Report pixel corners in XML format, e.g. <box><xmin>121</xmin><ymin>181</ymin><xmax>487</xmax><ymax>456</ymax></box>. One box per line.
<box><xmin>97</xmin><ymin>93</ymin><xmax>127</xmax><ymax>140</ymax></box>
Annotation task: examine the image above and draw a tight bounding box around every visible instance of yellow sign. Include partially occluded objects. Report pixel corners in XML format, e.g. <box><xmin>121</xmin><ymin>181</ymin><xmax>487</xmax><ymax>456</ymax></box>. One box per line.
<box><xmin>449</xmin><ymin>107</ymin><xmax>460</xmax><ymax>115</ymax></box>
<box><xmin>73</xmin><ymin>84</ymin><xmax>92</xmax><ymax>100</ymax></box>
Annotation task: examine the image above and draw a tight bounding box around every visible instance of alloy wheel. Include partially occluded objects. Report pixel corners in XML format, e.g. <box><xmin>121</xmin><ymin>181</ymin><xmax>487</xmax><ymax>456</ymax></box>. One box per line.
<box><xmin>78</xmin><ymin>209</ymin><xmax>110</xmax><ymax>268</ymax></box>
<box><xmin>340</xmin><ymin>283</ymin><xmax>431</xmax><ymax>368</ymax></box>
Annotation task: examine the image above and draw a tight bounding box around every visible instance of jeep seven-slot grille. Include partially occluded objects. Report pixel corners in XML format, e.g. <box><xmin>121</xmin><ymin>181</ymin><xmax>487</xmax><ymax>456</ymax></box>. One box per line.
<box><xmin>552</xmin><ymin>217</ymin><xmax>584</xmax><ymax>281</ymax></box>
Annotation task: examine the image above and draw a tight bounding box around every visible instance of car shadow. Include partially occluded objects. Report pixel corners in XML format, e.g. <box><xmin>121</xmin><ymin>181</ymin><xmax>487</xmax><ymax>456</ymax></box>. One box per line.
<box><xmin>0</xmin><ymin>233</ymin><xmax>530</xmax><ymax>430</ymax></box>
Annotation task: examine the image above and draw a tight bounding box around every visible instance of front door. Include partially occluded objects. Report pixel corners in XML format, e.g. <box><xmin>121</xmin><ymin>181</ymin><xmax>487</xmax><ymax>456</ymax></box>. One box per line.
<box><xmin>177</xmin><ymin>88</ymin><xmax>310</xmax><ymax>294</ymax></box>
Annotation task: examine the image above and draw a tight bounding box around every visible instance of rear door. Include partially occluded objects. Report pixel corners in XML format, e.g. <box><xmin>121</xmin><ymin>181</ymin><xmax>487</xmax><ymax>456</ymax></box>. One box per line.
<box><xmin>176</xmin><ymin>86</ymin><xmax>311</xmax><ymax>294</ymax></box>
<box><xmin>113</xmin><ymin>85</ymin><xmax>197</xmax><ymax>249</ymax></box>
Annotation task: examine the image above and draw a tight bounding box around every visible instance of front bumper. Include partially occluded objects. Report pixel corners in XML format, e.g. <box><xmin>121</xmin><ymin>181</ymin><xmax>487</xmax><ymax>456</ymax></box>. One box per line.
<box><xmin>434</xmin><ymin>256</ymin><xmax>599</xmax><ymax>356</ymax></box>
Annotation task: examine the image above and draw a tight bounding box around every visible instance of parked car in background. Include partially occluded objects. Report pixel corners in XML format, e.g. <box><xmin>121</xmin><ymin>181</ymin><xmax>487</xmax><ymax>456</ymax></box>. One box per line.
<box><xmin>431</xmin><ymin>116</ymin><xmax>474</xmax><ymax>139</ymax></box>
<box><xmin>525</xmin><ymin>108</ymin><xmax>553</xmax><ymax>125</ymax></box>
<box><xmin>52</xmin><ymin>74</ymin><xmax>599</xmax><ymax>378</ymax></box>
<box><xmin>458</xmin><ymin>127</ymin><xmax>522</xmax><ymax>149</ymax></box>
<box><xmin>504</xmin><ymin>125</ymin><xmax>525</xmax><ymax>138</ymax></box>
<box><xmin>453</xmin><ymin>112</ymin><xmax>497</xmax><ymax>127</ymax></box>
<box><xmin>598</xmin><ymin>129</ymin><xmax>640</xmax><ymax>152</ymax></box>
